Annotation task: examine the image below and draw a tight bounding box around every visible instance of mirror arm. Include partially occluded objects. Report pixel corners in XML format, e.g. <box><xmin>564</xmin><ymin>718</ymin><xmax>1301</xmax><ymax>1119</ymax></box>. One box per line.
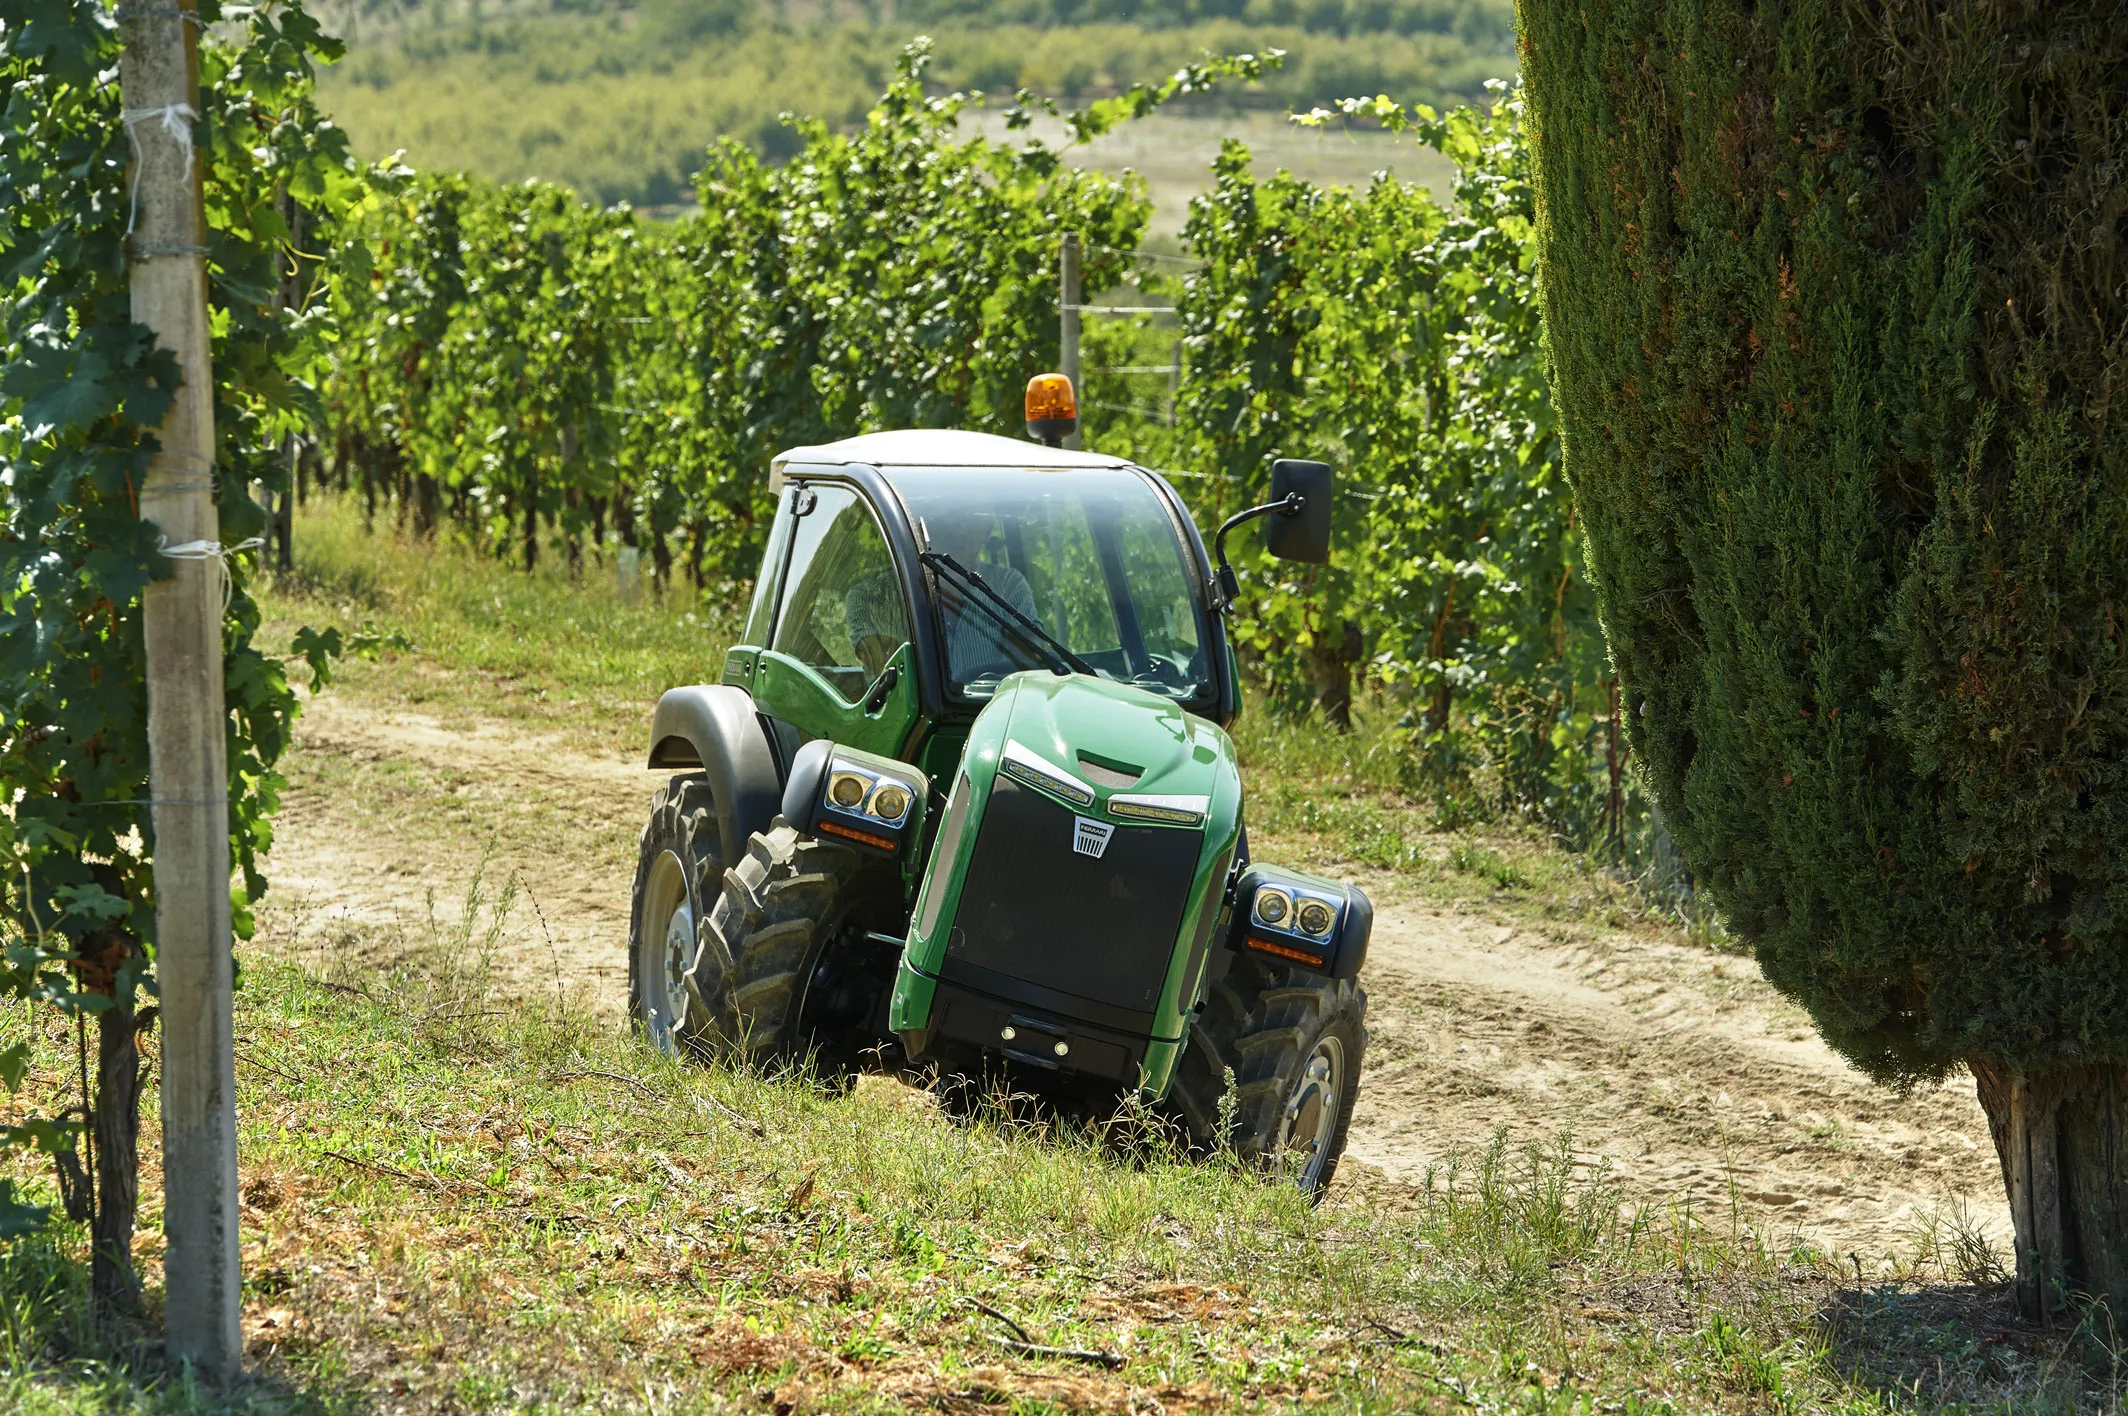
<box><xmin>1209</xmin><ymin>492</ymin><xmax>1304</xmax><ymax>614</ymax></box>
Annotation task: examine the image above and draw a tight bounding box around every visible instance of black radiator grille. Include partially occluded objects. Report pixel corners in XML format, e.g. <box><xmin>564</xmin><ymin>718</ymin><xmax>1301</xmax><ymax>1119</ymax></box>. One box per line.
<box><xmin>944</xmin><ymin>776</ymin><xmax>1201</xmax><ymax>1018</ymax></box>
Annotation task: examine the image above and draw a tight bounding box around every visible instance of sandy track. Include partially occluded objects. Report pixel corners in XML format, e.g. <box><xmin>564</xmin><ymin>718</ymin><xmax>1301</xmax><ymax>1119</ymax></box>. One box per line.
<box><xmin>259</xmin><ymin>692</ymin><xmax>2010</xmax><ymax>1262</ymax></box>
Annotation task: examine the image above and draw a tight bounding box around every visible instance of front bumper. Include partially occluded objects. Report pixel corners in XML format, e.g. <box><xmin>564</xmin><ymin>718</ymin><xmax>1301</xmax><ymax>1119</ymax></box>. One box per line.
<box><xmin>892</xmin><ymin>956</ymin><xmax>1186</xmax><ymax>1096</ymax></box>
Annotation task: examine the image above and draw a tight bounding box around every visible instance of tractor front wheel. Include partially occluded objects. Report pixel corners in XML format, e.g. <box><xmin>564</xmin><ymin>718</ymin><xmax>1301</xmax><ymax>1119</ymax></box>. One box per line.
<box><xmin>688</xmin><ymin>820</ymin><xmax>880</xmax><ymax>1068</ymax></box>
<box><xmin>1170</xmin><ymin>958</ymin><xmax>1367</xmax><ymax>1198</ymax></box>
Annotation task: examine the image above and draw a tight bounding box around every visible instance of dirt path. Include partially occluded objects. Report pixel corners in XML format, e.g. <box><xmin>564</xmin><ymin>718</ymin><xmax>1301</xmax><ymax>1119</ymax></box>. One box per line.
<box><xmin>258</xmin><ymin>692</ymin><xmax>2011</xmax><ymax>1264</ymax></box>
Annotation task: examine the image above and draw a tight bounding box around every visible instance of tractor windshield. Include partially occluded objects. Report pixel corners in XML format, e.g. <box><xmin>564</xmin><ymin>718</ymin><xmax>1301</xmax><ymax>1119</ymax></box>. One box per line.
<box><xmin>883</xmin><ymin>466</ymin><xmax>1213</xmax><ymax>705</ymax></box>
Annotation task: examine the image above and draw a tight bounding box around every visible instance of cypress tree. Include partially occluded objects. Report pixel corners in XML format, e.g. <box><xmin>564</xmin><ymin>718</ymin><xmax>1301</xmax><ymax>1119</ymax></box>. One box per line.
<box><xmin>1518</xmin><ymin>0</ymin><xmax>2128</xmax><ymax>1316</ymax></box>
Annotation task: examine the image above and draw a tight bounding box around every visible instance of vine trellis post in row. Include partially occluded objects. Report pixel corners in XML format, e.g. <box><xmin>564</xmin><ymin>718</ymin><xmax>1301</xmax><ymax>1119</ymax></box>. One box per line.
<box><xmin>119</xmin><ymin>0</ymin><xmax>242</xmax><ymax>1380</ymax></box>
<box><xmin>1058</xmin><ymin>231</ymin><xmax>1081</xmax><ymax>450</ymax></box>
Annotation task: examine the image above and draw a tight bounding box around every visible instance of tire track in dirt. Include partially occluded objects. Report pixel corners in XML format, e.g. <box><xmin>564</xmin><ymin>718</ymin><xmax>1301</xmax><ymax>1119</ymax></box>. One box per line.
<box><xmin>1346</xmin><ymin>901</ymin><xmax>2007</xmax><ymax>1260</ymax></box>
<box><xmin>258</xmin><ymin>692</ymin><xmax>2011</xmax><ymax>1262</ymax></box>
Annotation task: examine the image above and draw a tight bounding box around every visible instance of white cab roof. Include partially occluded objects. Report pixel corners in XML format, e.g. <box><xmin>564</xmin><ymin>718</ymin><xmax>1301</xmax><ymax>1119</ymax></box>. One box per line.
<box><xmin>772</xmin><ymin>429</ymin><xmax>1135</xmax><ymax>485</ymax></box>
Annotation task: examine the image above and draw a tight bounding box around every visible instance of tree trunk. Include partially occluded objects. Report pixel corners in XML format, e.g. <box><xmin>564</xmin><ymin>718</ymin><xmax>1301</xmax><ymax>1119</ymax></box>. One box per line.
<box><xmin>1307</xmin><ymin>618</ymin><xmax>1363</xmax><ymax>731</ymax></box>
<box><xmin>650</xmin><ymin>531</ymin><xmax>672</xmax><ymax>597</ymax></box>
<box><xmin>413</xmin><ymin>472</ymin><xmax>439</xmax><ymax>538</ymax></box>
<box><xmin>92</xmin><ymin>980</ymin><xmax>143</xmax><ymax>1318</ymax></box>
<box><xmin>522</xmin><ymin>493</ymin><xmax>538</xmax><ymax>573</ymax></box>
<box><xmin>1969</xmin><ymin>1057</ymin><xmax>2128</xmax><ymax>1321</ymax></box>
<box><xmin>273</xmin><ymin>435</ymin><xmax>295</xmax><ymax>571</ymax></box>
<box><xmin>358</xmin><ymin>435</ymin><xmax>376</xmax><ymax>527</ymax></box>
<box><xmin>563</xmin><ymin>486</ymin><xmax>582</xmax><ymax>580</ymax></box>
<box><xmin>1423</xmin><ymin>583</ymin><xmax>1458</xmax><ymax>734</ymax></box>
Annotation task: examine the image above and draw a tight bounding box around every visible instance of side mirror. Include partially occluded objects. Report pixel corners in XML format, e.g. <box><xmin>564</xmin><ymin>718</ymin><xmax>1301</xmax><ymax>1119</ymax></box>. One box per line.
<box><xmin>1266</xmin><ymin>459</ymin><xmax>1333</xmax><ymax>564</ymax></box>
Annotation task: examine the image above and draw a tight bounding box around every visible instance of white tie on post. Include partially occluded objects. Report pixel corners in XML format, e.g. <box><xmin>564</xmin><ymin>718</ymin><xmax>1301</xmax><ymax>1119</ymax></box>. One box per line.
<box><xmin>158</xmin><ymin>534</ymin><xmax>265</xmax><ymax>614</ymax></box>
<box><xmin>121</xmin><ymin>102</ymin><xmax>199</xmax><ymax>240</ymax></box>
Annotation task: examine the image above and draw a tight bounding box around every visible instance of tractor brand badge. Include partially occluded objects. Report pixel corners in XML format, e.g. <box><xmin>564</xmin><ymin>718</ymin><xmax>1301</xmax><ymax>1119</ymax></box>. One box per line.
<box><xmin>1072</xmin><ymin>816</ymin><xmax>1114</xmax><ymax>859</ymax></box>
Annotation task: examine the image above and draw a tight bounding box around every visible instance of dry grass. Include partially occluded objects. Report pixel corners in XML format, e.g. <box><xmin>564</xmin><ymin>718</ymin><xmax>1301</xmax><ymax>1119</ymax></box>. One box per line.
<box><xmin>1</xmin><ymin>909</ymin><xmax>2114</xmax><ymax>1412</ymax></box>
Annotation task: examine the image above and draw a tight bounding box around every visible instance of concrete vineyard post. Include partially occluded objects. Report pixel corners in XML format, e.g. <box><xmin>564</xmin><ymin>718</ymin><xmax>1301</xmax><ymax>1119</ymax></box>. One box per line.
<box><xmin>120</xmin><ymin>0</ymin><xmax>243</xmax><ymax>1379</ymax></box>
<box><xmin>1059</xmin><ymin>231</ymin><xmax>1081</xmax><ymax>451</ymax></box>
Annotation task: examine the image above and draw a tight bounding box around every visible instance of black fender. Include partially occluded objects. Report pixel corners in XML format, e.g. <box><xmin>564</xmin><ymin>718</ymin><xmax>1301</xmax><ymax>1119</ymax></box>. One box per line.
<box><xmin>645</xmin><ymin>686</ymin><xmax>782</xmax><ymax>869</ymax></box>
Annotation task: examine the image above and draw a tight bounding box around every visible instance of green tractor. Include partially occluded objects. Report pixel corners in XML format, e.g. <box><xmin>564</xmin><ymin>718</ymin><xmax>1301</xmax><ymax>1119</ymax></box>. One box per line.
<box><xmin>627</xmin><ymin>379</ymin><xmax>1372</xmax><ymax>1192</ymax></box>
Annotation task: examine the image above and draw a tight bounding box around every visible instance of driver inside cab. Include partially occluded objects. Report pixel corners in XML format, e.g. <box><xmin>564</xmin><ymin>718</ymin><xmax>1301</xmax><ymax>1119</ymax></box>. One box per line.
<box><xmin>846</xmin><ymin>508</ymin><xmax>1036</xmax><ymax>684</ymax></box>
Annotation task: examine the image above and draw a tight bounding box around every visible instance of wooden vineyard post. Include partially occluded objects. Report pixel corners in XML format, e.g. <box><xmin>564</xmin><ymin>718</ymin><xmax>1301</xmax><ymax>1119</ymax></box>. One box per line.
<box><xmin>120</xmin><ymin>0</ymin><xmax>243</xmax><ymax>1379</ymax></box>
<box><xmin>1059</xmin><ymin>231</ymin><xmax>1081</xmax><ymax>451</ymax></box>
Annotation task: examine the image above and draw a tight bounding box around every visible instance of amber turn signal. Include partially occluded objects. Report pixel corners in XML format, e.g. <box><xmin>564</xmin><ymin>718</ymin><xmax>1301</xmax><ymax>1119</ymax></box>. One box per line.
<box><xmin>1025</xmin><ymin>373</ymin><xmax>1079</xmax><ymax>447</ymax></box>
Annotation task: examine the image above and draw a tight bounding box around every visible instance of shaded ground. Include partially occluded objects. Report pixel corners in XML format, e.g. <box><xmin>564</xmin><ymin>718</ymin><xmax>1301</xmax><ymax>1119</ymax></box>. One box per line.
<box><xmin>258</xmin><ymin>689</ymin><xmax>2011</xmax><ymax>1269</ymax></box>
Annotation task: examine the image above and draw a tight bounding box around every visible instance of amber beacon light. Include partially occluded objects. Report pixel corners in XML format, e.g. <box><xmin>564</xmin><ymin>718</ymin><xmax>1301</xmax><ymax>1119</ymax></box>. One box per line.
<box><xmin>1025</xmin><ymin>373</ymin><xmax>1078</xmax><ymax>448</ymax></box>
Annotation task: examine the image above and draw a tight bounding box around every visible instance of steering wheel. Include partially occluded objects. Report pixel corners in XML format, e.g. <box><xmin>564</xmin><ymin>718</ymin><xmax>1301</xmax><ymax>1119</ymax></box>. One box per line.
<box><xmin>1131</xmin><ymin>654</ymin><xmax>1190</xmax><ymax>690</ymax></box>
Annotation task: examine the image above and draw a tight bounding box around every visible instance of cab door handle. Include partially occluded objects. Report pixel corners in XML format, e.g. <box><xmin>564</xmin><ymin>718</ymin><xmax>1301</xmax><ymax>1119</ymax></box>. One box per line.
<box><xmin>862</xmin><ymin>665</ymin><xmax>900</xmax><ymax>714</ymax></box>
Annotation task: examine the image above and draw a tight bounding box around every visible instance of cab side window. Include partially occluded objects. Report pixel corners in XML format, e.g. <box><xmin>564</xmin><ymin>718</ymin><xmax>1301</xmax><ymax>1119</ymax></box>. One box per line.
<box><xmin>740</xmin><ymin>486</ymin><xmax>797</xmax><ymax>649</ymax></box>
<box><xmin>771</xmin><ymin>486</ymin><xmax>909</xmax><ymax>700</ymax></box>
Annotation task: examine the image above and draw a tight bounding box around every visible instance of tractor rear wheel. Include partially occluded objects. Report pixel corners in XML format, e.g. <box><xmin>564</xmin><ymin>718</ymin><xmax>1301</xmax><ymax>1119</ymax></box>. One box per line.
<box><xmin>1170</xmin><ymin>958</ymin><xmax>1367</xmax><ymax>1197</ymax></box>
<box><xmin>687</xmin><ymin>820</ymin><xmax>881</xmax><ymax>1068</ymax></box>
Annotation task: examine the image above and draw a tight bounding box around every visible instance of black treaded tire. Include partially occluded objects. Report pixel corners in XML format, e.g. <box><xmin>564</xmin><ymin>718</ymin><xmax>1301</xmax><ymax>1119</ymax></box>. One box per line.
<box><xmin>1169</xmin><ymin>956</ymin><xmax>1367</xmax><ymax>1198</ymax></box>
<box><xmin>685</xmin><ymin>818</ymin><xmax>873</xmax><ymax>1065</ymax></box>
<box><xmin>627</xmin><ymin>773</ymin><xmax>724</xmax><ymax>1055</ymax></box>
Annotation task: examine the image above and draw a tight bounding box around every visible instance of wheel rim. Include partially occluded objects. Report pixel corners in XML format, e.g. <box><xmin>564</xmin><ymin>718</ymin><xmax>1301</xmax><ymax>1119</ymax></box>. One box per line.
<box><xmin>638</xmin><ymin>849</ymin><xmax>694</xmax><ymax>1054</ymax></box>
<box><xmin>1277</xmin><ymin>1035</ymin><xmax>1346</xmax><ymax>1191</ymax></box>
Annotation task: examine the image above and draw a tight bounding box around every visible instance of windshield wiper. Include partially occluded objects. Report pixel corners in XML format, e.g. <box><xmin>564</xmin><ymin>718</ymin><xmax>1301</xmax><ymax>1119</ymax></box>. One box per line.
<box><xmin>919</xmin><ymin>551</ymin><xmax>1099</xmax><ymax>679</ymax></box>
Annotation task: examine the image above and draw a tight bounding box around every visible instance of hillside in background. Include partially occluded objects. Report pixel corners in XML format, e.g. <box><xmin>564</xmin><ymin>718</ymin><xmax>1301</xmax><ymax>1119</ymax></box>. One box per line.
<box><xmin>312</xmin><ymin>0</ymin><xmax>1516</xmax><ymax>208</ymax></box>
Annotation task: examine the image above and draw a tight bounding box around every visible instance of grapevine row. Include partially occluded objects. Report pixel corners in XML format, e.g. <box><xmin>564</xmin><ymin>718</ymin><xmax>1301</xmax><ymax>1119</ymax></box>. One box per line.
<box><xmin>323</xmin><ymin>58</ymin><xmax>1628</xmax><ymax>848</ymax></box>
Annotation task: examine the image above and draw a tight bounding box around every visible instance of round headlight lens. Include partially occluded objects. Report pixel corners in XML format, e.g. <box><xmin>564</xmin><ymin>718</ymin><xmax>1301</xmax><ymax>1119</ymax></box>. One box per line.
<box><xmin>869</xmin><ymin>782</ymin><xmax>912</xmax><ymax>822</ymax></box>
<box><xmin>1295</xmin><ymin>898</ymin><xmax>1336</xmax><ymax>937</ymax></box>
<box><xmin>827</xmin><ymin>772</ymin><xmax>870</xmax><ymax>810</ymax></box>
<box><xmin>1254</xmin><ymin>889</ymin><xmax>1292</xmax><ymax>927</ymax></box>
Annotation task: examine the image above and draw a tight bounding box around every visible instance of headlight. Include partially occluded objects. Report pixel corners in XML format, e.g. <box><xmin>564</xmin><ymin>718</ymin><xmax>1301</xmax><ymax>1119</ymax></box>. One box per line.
<box><xmin>998</xmin><ymin>741</ymin><xmax>1095</xmax><ymax>809</ymax></box>
<box><xmin>787</xmin><ymin>741</ymin><xmax>929</xmax><ymax>860</ymax></box>
<box><xmin>1254</xmin><ymin>888</ymin><xmax>1293</xmax><ymax>927</ymax></box>
<box><xmin>1295</xmin><ymin>898</ymin><xmax>1337</xmax><ymax>937</ymax></box>
<box><xmin>868</xmin><ymin>781</ymin><xmax>913</xmax><ymax>822</ymax></box>
<box><xmin>1108</xmin><ymin>793</ymin><xmax>1209</xmax><ymax>826</ymax></box>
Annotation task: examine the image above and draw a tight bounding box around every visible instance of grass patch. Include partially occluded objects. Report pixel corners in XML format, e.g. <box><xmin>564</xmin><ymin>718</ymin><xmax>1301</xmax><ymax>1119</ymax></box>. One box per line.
<box><xmin>1227</xmin><ymin>704</ymin><xmax>1726</xmax><ymax>945</ymax></box>
<box><xmin>258</xmin><ymin>495</ymin><xmax>738</xmax><ymax>756</ymax></box>
<box><xmin>2</xmin><ymin>915</ymin><xmax>2080</xmax><ymax>1413</ymax></box>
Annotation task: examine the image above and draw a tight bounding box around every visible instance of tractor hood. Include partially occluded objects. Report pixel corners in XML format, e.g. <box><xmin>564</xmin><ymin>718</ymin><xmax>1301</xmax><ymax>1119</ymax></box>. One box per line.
<box><xmin>889</xmin><ymin>668</ymin><xmax>1245</xmax><ymax>1094</ymax></box>
<box><xmin>987</xmin><ymin>671</ymin><xmax>1237</xmax><ymax>812</ymax></box>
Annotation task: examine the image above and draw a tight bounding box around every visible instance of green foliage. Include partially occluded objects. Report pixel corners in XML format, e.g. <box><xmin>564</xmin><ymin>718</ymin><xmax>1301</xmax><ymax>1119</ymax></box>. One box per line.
<box><xmin>1520</xmin><ymin>0</ymin><xmax>2128</xmax><ymax>1078</ymax></box>
<box><xmin>325</xmin><ymin>64</ymin><xmax>1640</xmax><ymax>854</ymax></box>
<box><xmin>1147</xmin><ymin>89</ymin><xmax>1615</xmax><ymax>836</ymax></box>
<box><xmin>329</xmin><ymin>40</ymin><xmax>1152</xmax><ymax>589</ymax></box>
<box><xmin>0</xmin><ymin>0</ymin><xmax>352</xmax><ymax>1235</ymax></box>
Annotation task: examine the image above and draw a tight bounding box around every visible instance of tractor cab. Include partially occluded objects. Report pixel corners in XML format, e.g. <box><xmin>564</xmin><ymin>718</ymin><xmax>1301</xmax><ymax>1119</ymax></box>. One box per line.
<box><xmin>715</xmin><ymin>430</ymin><xmax>1237</xmax><ymax>795</ymax></box>
<box><xmin>630</xmin><ymin>378</ymin><xmax>1372</xmax><ymax>1195</ymax></box>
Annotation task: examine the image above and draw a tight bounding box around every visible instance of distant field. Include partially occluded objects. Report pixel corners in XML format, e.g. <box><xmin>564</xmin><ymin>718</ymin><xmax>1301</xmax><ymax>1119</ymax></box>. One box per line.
<box><xmin>968</xmin><ymin>108</ymin><xmax>1460</xmax><ymax>241</ymax></box>
<box><xmin>312</xmin><ymin>0</ymin><xmax>1511</xmax><ymax>209</ymax></box>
